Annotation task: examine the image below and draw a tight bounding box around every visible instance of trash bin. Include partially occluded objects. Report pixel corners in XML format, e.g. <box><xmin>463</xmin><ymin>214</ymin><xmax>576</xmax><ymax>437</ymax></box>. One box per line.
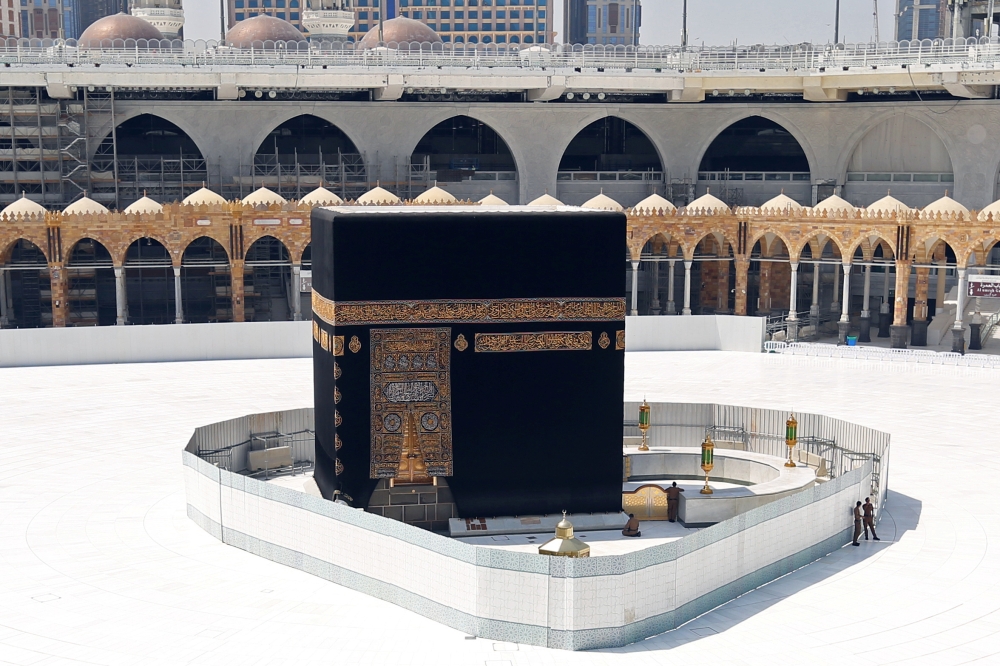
<box><xmin>846</xmin><ymin>335</ymin><xmax>858</xmax><ymax>346</ymax></box>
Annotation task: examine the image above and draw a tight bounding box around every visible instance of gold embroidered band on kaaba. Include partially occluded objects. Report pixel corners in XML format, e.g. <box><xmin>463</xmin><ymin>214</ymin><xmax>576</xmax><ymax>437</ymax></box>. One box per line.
<box><xmin>311</xmin><ymin>292</ymin><xmax>625</xmax><ymax>327</ymax></box>
<box><xmin>475</xmin><ymin>331</ymin><xmax>593</xmax><ymax>352</ymax></box>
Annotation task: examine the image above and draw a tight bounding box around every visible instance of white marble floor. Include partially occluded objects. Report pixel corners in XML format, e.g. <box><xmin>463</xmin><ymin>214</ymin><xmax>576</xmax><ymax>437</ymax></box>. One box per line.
<box><xmin>1</xmin><ymin>353</ymin><xmax>998</xmax><ymax>665</ymax></box>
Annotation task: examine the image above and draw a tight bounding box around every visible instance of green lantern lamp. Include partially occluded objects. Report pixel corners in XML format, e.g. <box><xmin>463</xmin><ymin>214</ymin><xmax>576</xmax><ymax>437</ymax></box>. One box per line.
<box><xmin>785</xmin><ymin>413</ymin><xmax>798</xmax><ymax>468</ymax></box>
<box><xmin>638</xmin><ymin>399</ymin><xmax>651</xmax><ymax>451</ymax></box>
<box><xmin>700</xmin><ymin>434</ymin><xmax>715</xmax><ymax>494</ymax></box>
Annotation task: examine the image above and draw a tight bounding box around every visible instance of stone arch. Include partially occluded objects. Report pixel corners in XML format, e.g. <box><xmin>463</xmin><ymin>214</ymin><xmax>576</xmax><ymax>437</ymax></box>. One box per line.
<box><xmin>1</xmin><ymin>238</ymin><xmax>51</xmax><ymax>328</ymax></box>
<box><xmin>684</xmin><ymin>230</ymin><xmax>736</xmax><ymax>261</ymax></box>
<box><xmin>248</xmin><ymin>113</ymin><xmax>363</xmax><ymax>171</ymax></box>
<box><xmin>695</xmin><ymin>112</ymin><xmax>817</xmax><ymax>176</ymax></box>
<box><xmin>836</xmin><ymin>111</ymin><xmax>954</xmax><ymax>182</ymax></box>
<box><xmin>912</xmin><ymin>236</ymin><xmax>961</xmax><ymax>265</ymax></box>
<box><xmin>65</xmin><ymin>238</ymin><xmax>116</xmax><ymax>326</ymax></box>
<box><xmin>846</xmin><ymin>232</ymin><xmax>897</xmax><ymax>262</ymax></box>
<box><xmin>0</xmin><ymin>236</ymin><xmax>48</xmax><ymax>265</ymax></box>
<box><xmin>123</xmin><ymin>236</ymin><xmax>175</xmax><ymax>325</ymax></box>
<box><xmin>243</xmin><ymin>235</ymin><xmax>293</xmax><ymax>322</ymax></box>
<box><xmin>181</xmin><ymin>236</ymin><xmax>232</xmax><ymax>324</ymax></box>
<box><xmin>114</xmin><ymin>232</ymin><xmax>178</xmax><ymax>268</ymax></box>
<box><xmin>795</xmin><ymin>232</ymin><xmax>844</xmax><ymax>263</ymax></box>
<box><xmin>748</xmin><ymin>230</ymin><xmax>794</xmax><ymax>258</ymax></box>
<box><xmin>558</xmin><ymin>115</ymin><xmax>664</xmax><ymax>173</ymax></box>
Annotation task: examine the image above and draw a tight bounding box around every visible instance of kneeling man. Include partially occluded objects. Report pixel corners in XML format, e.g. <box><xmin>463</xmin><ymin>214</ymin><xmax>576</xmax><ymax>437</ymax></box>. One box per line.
<box><xmin>622</xmin><ymin>513</ymin><xmax>641</xmax><ymax>537</ymax></box>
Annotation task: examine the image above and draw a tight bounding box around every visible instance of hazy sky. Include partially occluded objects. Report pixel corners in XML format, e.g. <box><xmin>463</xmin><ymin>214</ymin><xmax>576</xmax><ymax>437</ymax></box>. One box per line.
<box><xmin>182</xmin><ymin>0</ymin><xmax>899</xmax><ymax>45</ymax></box>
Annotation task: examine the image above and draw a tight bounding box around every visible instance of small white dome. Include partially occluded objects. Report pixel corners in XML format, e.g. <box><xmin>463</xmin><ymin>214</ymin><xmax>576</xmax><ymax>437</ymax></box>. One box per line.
<box><xmin>478</xmin><ymin>192</ymin><xmax>508</xmax><ymax>205</ymax></box>
<box><xmin>182</xmin><ymin>187</ymin><xmax>227</xmax><ymax>207</ymax></box>
<box><xmin>413</xmin><ymin>186</ymin><xmax>457</xmax><ymax>204</ymax></box>
<box><xmin>978</xmin><ymin>198</ymin><xmax>1000</xmax><ymax>221</ymax></box>
<box><xmin>356</xmin><ymin>186</ymin><xmax>400</xmax><ymax>205</ymax></box>
<box><xmin>921</xmin><ymin>194</ymin><xmax>969</xmax><ymax>218</ymax></box>
<box><xmin>813</xmin><ymin>194</ymin><xmax>856</xmax><ymax>215</ymax></box>
<box><xmin>527</xmin><ymin>193</ymin><xmax>563</xmax><ymax>206</ymax></box>
<box><xmin>866</xmin><ymin>194</ymin><xmax>911</xmax><ymax>215</ymax></box>
<box><xmin>581</xmin><ymin>192</ymin><xmax>623</xmax><ymax>212</ymax></box>
<box><xmin>124</xmin><ymin>195</ymin><xmax>163</xmax><ymax>215</ymax></box>
<box><xmin>760</xmin><ymin>193</ymin><xmax>804</xmax><ymax>211</ymax></box>
<box><xmin>64</xmin><ymin>196</ymin><xmax>109</xmax><ymax>216</ymax></box>
<box><xmin>632</xmin><ymin>193</ymin><xmax>676</xmax><ymax>213</ymax></box>
<box><xmin>1</xmin><ymin>195</ymin><xmax>46</xmax><ymax>218</ymax></box>
<box><xmin>242</xmin><ymin>187</ymin><xmax>287</xmax><ymax>208</ymax></box>
<box><xmin>299</xmin><ymin>187</ymin><xmax>343</xmax><ymax>206</ymax></box>
<box><xmin>686</xmin><ymin>192</ymin><xmax>730</xmax><ymax>213</ymax></box>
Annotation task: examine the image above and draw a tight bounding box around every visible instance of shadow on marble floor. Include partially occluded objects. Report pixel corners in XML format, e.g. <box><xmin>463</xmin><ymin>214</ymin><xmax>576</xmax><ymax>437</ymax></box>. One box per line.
<box><xmin>602</xmin><ymin>491</ymin><xmax>922</xmax><ymax>653</ymax></box>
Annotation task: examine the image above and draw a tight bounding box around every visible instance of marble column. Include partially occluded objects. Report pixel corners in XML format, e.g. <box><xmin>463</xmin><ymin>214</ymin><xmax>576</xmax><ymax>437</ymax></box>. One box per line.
<box><xmin>717</xmin><ymin>259</ymin><xmax>730</xmax><ymax>312</ymax></box>
<box><xmin>292</xmin><ymin>264</ymin><xmax>303</xmax><ymax>321</ymax></box>
<box><xmin>935</xmin><ymin>257</ymin><xmax>947</xmax><ymax>317</ymax></box>
<box><xmin>830</xmin><ymin>261</ymin><xmax>840</xmax><ymax>316</ymax></box>
<box><xmin>859</xmin><ymin>264</ymin><xmax>872</xmax><ymax>342</ymax></box>
<box><xmin>649</xmin><ymin>261</ymin><xmax>661</xmax><ymax>315</ymax></box>
<box><xmin>809</xmin><ymin>262</ymin><xmax>820</xmax><ymax>337</ymax></box>
<box><xmin>630</xmin><ymin>260</ymin><xmax>640</xmax><ymax>316</ymax></box>
<box><xmin>890</xmin><ymin>260</ymin><xmax>911</xmax><ymax>349</ymax></box>
<box><xmin>758</xmin><ymin>259</ymin><xmax>772</xmax><ymax>315</ymax></box>
<box><xmin>173</xmin><ymin>267</ymin><xmax>183</xmax><ymax>325</ymax></box>
<box><xmin>682</xmin><ymin>260</ymin><xmax>692</xmax><ymax>316</ymax></box>
<box><xmin>878</xmin><ymin>264</ymin><xmax>892</xmax><ymax>337</ymax></box>
<box><xmin>911</xmin><ymin>266</ymin><xmax>930</xmax><ymax>346</ymax></box>
<box><xmin>49</xmin><ymin>265</ymin><xmax>67</xmax><ymax>328</ymax></box>
<box><xmin>231</xmin><ymin>260</ymin><xmax>246</xmax><ymax>323</ymax></box>
<box><xmin>787</xmin><ymin>262</ymin><xmax>799</xmax><ymax>341</ymax></box>
<box><xmin>734</xmin><ymin>256</ymin><xmax>749</xmax><ymax>316</ymax></box>
<box><xmin>665</xmin><ymin>259</ymin><xmax>676</xmax><ymax>315</ymax></box>
<box><xmin>970</xmin><ymin>267</ymin><xmax>983</xmax><ymax>351</ymax></box>
<box><xmin>953</xmin><ymin>267</ymin><xmax>968</xmax><ymax>354</ymax></box>
<box><xmin>838</xmin><ymin>262</ymin><xmax>852</xmax><ymax>344</ymax></box>
<box><xmin>114</xmin><ymin>266</ymin><xmax>126</xmax><ymax>325</ymax></box>
<box><xmin>0</xmin><ymin>268</ymin><xmax>8</xmax><ymax>327</ymax></box>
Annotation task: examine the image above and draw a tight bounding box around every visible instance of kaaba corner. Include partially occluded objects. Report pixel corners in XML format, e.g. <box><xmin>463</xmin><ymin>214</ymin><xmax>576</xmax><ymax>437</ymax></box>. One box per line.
<box><xmin>310</xmin><ymin>205</ymin><xmax>626</xmax><ymax>527</ymax></box>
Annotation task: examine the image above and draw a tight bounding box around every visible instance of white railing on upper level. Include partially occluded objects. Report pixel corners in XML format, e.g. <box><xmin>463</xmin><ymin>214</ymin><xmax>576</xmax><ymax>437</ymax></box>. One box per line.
<box><xmin>764</xmin><ymin>341</ymin><xmax>1000</xmax><ymax>367</ymax></box>
<box><xmin>3</xmin><ymin>36</ymin><xmax>1000</xmax><ymax>71</ymax></box>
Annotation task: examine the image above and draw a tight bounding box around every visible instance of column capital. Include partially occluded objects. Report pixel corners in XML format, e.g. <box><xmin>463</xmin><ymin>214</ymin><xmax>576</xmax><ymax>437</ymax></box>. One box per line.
<box><xmin>683</xmin><ymin>260</ymin><xmax>693</xmax><ymax>269</ymax></box>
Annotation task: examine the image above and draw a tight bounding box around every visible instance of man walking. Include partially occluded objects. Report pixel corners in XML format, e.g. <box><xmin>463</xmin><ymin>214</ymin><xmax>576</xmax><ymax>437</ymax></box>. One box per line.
<box><xmin>863</xmin><ymin>497</ymin><xmax>880</xmax><ymax>541</ymax></box>
<box><xmin>852</xmin><ymin>501</ymin><xmax>863</xmax><ymax>546</ymax></box>
<box><xmin>666</xmin><ymin>482</ymin><xmax>684</xmax><ymax>523</ymax></box>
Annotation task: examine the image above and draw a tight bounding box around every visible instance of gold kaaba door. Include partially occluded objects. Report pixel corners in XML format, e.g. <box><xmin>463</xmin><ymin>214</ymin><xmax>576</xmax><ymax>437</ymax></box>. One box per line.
<box><xmin>369</xmin><ymin>328</ymin><xmax>453</xmax><ymax>484</ymax></box>
<box><xmin>621</xmin><ymin>485</ymin><xmax>669</xmax><ymax>520</ymax></box>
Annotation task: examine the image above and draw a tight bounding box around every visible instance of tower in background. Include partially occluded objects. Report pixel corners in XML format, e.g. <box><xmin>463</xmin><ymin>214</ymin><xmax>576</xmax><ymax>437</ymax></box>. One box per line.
<box><xmin>131</xmin><ymin>0</ymin><xmax>185</xmax><ymax>38</ymax></box>
<box><xmin>0</xmin><ymin>0</ymin><xmax>20</xmax><ymax>37</ymax></box>
<box><xmin>895</xmin><ymin>0</ymin><xmax>946</xmax><ymax>40</ymax></box>
<box><xmin>301</xmin><ymin>0</ymin><xmax>354</xmax><ymax>41</ymax></box>
<box><xmin>563</xmin><ymin>0</ymin><xmax>587</xmax><ymax>44</ymax></box>
<box><xmin>228</xmin><ymin>0</ymin><xmax>307</xmax><ymax>32</ymax></box>
<box><xmin>79</xmin><ymin>0</ymin><xmax>125</xmax><ymax>35</ymax></box>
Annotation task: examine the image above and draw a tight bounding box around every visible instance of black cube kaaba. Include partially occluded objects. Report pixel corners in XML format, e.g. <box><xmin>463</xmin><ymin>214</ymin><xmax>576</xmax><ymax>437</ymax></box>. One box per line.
<box><xmin>311</xmin><ymin>206</ymin><xmax>625</xmax><ymax>524</ymax></box>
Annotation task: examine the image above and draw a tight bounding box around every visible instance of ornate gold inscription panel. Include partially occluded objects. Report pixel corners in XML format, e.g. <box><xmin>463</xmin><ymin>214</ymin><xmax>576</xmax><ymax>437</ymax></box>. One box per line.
<box><xmin>369</xmin><ymin>328</ymin><xmax>453</xmax><ymax>480</ymax></box>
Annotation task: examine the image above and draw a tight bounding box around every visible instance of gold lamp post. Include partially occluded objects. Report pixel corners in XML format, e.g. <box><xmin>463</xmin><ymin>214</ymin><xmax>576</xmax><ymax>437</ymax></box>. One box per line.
<box><xmin>700</xmin><ymin>434</ymin><xmax>715</xmax><ymax>494</ymax></box>
<box><xmin>785</xmin><ymin>413</ymin><xmax>798</xmax><ymax>468</ymax></box>
<box><xmin>638</xmin><ymin>399</ymin><xmax>651</xmax><ymax>451</ymax></box>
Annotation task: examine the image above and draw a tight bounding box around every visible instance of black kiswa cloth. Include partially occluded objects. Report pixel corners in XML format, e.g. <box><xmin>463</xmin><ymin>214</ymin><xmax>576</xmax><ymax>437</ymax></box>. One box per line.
<box><xmin>312</xmin><ymin>206</ymin><xmax>625</xmax><ymax>519</ymax></box>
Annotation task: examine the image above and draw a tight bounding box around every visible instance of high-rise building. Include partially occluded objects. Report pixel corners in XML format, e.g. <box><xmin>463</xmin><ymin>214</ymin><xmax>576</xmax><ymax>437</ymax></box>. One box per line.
<box><xmin>582</xmin><ymin>0</ymin><xmax>638</xmax><ymax>45</ymax></box>
<box><xmin>228</xmin><ymin>0</ymin><xmax>307</xmax><ymax>31</ymax></box>
<box><xmin>388</xmin><ymin>0</ymin><xmax>554</xmax><ymax>45</ymax></box>
<box><xmin>20</xmin><ymin>0</ymin><xmax>80</xmax><ymax>39</ymax></box>
<box><xmin>131</xmin><ymin>0</ymin><xmax>184</xmax><ymax>38</ymax></box>
<box><xmin>895</xmin><ymin>0</ymin><xmax>946</xmax><ymax>40</ymax></box>
<box><xmin>0</xmin><ymin>0</ymin><xmax>20</xmax><ymax>37</ymax></box>
<box><xmin>562</xmin><ymin>0</ymin><xmax>587</xmax><ymax>44</ymax></box>
<box><xmin>79</xmin><ymin>0</ymin><xmax>126</xmax><ymax>34</ymax></box>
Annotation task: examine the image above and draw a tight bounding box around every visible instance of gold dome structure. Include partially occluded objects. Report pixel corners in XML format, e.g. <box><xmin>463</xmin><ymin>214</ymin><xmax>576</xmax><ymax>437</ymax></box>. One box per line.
<box><xmin>78</xmin><ymin>13</ymin><xmax>163</xmax><ymax>47</ymax></box>
<box><xmin>537</xmin><ymin>512</ymin><xmax>590</xmax><ymax>558</ymax></box>
<box><xmin>358</xmin><ymin>17</ymin><xmax>443</xmax><ymax>48</ymax></box>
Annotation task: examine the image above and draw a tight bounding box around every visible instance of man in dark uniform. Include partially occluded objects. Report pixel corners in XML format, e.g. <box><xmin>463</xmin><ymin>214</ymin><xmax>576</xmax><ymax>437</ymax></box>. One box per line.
<box><xmin>666</xmin><ymin>482</ymin><xmax>684</xmax><ymax>522</ymax></box>
<box><xmin>863</xmin><ymin>497</ymin><xmax>880</xmax><ymax>541</ymax></box>
<box><xmin>622</xmin><ymin>513</ymin><xmax>641</xmax><ymax>537</ymax></box>
<box><xmin>852</xmin><ymin>501</ymin><xmax>863</xmax><ymax>546</ymax></box>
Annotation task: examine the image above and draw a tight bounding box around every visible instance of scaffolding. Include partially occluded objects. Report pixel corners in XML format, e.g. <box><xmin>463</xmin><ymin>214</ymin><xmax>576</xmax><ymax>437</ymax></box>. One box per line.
<box><xmin>226</xmin><ymin>151</ymin><xmax>369</xmax><ymax>202</ymax></box>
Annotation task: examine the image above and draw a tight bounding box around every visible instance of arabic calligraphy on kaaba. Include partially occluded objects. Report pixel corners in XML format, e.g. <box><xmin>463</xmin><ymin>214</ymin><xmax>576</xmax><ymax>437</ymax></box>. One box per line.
<box><xmin>474</xmin><ymin>331</ymin><xmax>593</xmax><ymax>352</ymax></box>
<box><xmin>310</xmin><ymin>294</ymin><xmax>625</xmax><ymax>326</ymax></box>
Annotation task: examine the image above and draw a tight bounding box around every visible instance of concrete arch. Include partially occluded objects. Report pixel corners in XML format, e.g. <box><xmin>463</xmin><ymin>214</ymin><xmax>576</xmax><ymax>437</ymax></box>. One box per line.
<box><xmin>834</xmin><ymin>110</ymin><xmax>954</xmax><ymax>183</ymax></box>
<box><xmin>400</xmin><ymin>111</ymin><xmax>524</xmax><ymax>177</ymax></box>
<box><xmin>692</xmin><ymin>110</ymin><xmax>819</xmax><ymax>178</ymax></box>
<box><xmin>118</xmin><ymin>234</ymin><xmax>180</xmax><ymax>268</ymax></box>
<box><xmin>250</xmin><ymin>113</ymin><xmax>363</xmax><ymax>160</ymax></box>
<box><xmin>1</xmin><ymin>237</ymin><xmax>49</xmax><ymax>265</ymax></box>
<box><xmin>181</xmin><ymin>234</ymin><xmax>231</xmax><ymax>263</ymax></box>
<box><xmin>748</xmin><ymin>230</ymin><xmax>794</xmax><ymax>258</ymax></box>
<box><xmin>845</xmin><ymin>232</ymin><xmax>897</xmax><ymax>262</ymax></box>
<box><xmin>685</xmin><ymin>230</ymin><xmax>736</xmax><ymax>261</ymax></box>
<box><xmin>795</xmin><ymin>232</ymin><xmax>845</xmax><ymax>262</ymax></box>
<box><xmin>557</xmin><ymin>112</ymin><xmax>666</xmax><ymax>173</ymax></box>
<box><xmin>90</xmin><ymin>111</ymin><xmax>210</xmax><ymax>164</ymax></box>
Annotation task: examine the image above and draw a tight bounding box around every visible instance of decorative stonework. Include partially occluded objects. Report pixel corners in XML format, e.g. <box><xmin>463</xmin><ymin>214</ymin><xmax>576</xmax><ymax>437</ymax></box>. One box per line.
<box><xmin>474</xmin><ymin>331</ymin><xmax>593</xmax><ymax>352</ymax></box>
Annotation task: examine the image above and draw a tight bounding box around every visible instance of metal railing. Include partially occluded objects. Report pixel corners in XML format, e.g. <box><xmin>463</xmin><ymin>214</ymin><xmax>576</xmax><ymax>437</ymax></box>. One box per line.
<box><xmin>2</xmin><ymin>36</ymin><xmax>1000</xmax><ymax>71</ymax></box>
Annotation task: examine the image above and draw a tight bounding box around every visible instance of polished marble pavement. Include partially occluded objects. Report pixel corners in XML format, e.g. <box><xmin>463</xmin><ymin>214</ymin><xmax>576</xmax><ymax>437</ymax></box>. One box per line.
<box><xmin>0</xmin><ymin>352</ymin><xmax>996</xmax><ymax>665</ymax></box>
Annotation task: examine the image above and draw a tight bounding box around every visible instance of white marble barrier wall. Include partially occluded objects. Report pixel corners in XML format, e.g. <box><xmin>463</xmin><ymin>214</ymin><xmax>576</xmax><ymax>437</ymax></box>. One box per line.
<box><xmin>624</xmin><ymin>315</ymin><xmax>766</xmax><ymax>353</ymax></box>
<box><xmin>0</xmin><ymin>320</ymin><xmax>312</xmax><ymax>367</ymax></box>
<box><xmin>183</xmin><ymin>409</ymin><xmax>874</xmax><ymax>650</ymax></box>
